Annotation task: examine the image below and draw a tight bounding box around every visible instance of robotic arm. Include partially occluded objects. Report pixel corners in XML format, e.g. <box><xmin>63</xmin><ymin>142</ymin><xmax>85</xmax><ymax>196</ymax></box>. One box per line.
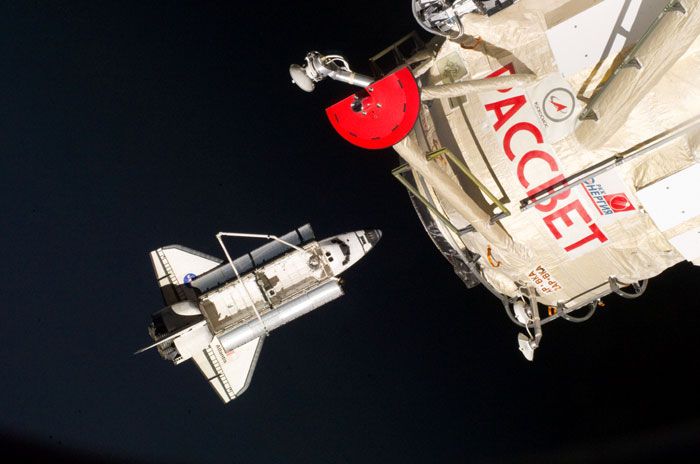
<box><xmin>289</xmin><ymin>51</ymin><xmax>373</xmax><ymax>92</ymax></box>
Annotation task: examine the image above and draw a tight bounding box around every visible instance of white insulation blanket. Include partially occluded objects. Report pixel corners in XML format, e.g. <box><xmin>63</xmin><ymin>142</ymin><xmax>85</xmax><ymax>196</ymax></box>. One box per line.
<box><xmin>395</xmin><ymin>0</ymin><xmax>700</xmax><ymax>308</ymax></box>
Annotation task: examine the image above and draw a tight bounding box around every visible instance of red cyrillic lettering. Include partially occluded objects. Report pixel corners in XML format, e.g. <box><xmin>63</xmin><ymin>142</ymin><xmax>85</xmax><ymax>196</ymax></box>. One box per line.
<box><xmin>517</xmin><ymin>150</ymin><xmax>558</xmax><ymax>188</ymax></box>
<box><xmin>526</xmin><ymin>174</ymin><xmax>570</xmax><ymax>213</ymax></box>
<box><xmin>543</xmin><ymin>200</ymin><xmax>591</xmax><ymax>240</ymax></box>
<box><xmin>564</xmin><ymin>224</ymin><xmax>608</xmax><ymax>252</ymax></box>
<box><xmin>484</xmin><ymin>95</ymin><xmax>527</xmax><ymax>131</ymax></box>
<box><xmin>486</xmin><ymin>63</ymin><xmax>516</xmax><ymax>92</ymax></box>
<box><xmin>503</xmin><ymin>122</ymin><xmax>543</xmax><ymax>161</ymax></box>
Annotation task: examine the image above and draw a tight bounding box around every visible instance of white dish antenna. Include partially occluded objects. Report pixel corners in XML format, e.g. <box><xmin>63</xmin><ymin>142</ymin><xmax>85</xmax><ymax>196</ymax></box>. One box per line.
<box><xmin>289</xmin><ymin>64</ymin><xmax>316</xmax><ymax>92</ymax></box>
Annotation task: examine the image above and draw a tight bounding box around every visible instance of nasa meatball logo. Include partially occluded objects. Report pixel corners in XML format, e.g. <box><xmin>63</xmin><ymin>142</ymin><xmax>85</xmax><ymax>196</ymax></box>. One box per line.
<box><xmin>543</xmin><ymin>88</ymin><xmax>575</xmax><ymax>122</ymax></box>
<box><xmin>183</xmin><ymin>273</ymin><xmax>197</xmax><ymax>284</ymax></box>
<box><xmin>603</xmin><ymin>193</ymin><xmax>635</xmax><ymax>213</ymax></box>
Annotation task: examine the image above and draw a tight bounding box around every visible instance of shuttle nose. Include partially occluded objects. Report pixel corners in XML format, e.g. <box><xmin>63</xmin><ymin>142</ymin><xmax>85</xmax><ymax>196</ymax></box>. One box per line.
<box><xmin>364</xmin><ymin>229</ymin><xmax>382</xmax><ymax>247</ymax></box>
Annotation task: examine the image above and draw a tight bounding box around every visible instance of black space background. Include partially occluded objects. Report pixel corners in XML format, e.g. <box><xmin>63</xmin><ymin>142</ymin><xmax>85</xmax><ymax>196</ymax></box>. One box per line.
<box><xmin>1</xmin><ymin>2</ymin><xmax>699</xmax><ymax>463</ymax></box>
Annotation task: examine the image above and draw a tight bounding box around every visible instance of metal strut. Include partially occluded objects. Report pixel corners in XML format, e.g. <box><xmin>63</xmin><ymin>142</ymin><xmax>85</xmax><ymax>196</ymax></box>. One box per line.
<box><xmin>557</xmin><ymin>301</ymin><xmax>598</xmax><ymax>323</ymax></box>
<box><xmin>520</xmin><ymin>116</ymin><xmax>700</xmax><ymax>212</ymax></box>
<box><xmin>609</xmin><ymin>277</ymin><xmax>648</xmax><ymax>299</ymax></box>
<box><xmin>426</xmin><ymin>148</ymin><xmax>511</xmax><ymax>222</ymax></box>
<box><xmin>578</xmin><ymin>0</ymin><xmax>687</xmax><ymax>122</ymax></box>
<box><xmin>392</xmin><ymin>164</ymin><xmax>474</xmax><ymax>235</ymax></box>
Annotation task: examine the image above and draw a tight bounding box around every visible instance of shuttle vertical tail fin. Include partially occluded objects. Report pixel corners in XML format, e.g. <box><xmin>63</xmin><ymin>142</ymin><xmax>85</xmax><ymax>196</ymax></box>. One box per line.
<box><xmin>149</xmin><ymin>245</ymin><xmax>222</xmax><ymax>305</ymax></box>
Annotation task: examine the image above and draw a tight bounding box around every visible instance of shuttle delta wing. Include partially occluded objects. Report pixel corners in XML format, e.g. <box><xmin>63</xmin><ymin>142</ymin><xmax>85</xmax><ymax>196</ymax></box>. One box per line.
<box><xmin>150</xmin><ymin>245</ymin><xmax>222</xmax><ymax>305</ymax></box>
<box><xmin>191</xmin><ymin>336</ymin><xmax>265</xmax><ymax>403</ymax></box>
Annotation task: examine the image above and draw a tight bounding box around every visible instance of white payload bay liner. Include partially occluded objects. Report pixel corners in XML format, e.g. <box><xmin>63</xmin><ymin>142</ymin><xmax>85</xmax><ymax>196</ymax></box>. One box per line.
<box><xmin>385</xmin><ymin>0</ymin><xmax>700</xmax><ymax>358</ymax></box>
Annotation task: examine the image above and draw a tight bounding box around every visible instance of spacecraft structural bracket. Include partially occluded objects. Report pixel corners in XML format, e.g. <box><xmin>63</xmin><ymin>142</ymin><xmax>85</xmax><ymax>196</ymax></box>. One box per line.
<box><xmin>426</xmin><ymin>148</ymin><xmax>511</xmax><ymax>220</ymax></box>
<box><xmin>609</xmin><ymin>277</ymin><xmax>649</xmax><ymax>299</ymax></box>
<box><xmin>392</xmin><ymin>163</ymin><xmax>475</xmax><ymax>235</ymax></box>
<box><xmin>578</xmin><ymin>0</ymin><xmax>689</xmax><ymax>123</ymax></box>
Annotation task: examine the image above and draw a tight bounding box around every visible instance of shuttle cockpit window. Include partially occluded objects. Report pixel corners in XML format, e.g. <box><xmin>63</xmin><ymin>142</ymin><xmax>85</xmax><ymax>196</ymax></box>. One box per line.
<box><xmin>331</xmin><ymin>239</ymin><xmax>351</xmax><ymax>265</ymax></box>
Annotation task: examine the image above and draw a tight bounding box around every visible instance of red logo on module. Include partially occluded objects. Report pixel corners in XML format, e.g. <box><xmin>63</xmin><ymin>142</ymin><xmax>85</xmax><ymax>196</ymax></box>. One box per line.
<box><xmin>603</xmin><ymin>193</ymin><xmax>635</xmax><ymax>213</ymax></box>
<box><xmin>549</xmin><ymin>96</ymin><xmax>568</xmax><ymax>113</ymax></box>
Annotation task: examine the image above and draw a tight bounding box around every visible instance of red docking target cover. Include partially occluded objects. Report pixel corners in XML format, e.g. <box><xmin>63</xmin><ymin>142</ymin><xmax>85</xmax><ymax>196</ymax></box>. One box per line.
<box><xmin>325</xmin><ymin>67</ymin><xmax>420</xmax><ymax>150</ymax></box>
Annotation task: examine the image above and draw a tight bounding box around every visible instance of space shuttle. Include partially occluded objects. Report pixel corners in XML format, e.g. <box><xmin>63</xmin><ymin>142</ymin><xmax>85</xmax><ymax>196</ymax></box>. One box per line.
<box><xmin>138</xmin><ymin>225</ymin><xmax>381</xmax><ymax>403</ymax></box>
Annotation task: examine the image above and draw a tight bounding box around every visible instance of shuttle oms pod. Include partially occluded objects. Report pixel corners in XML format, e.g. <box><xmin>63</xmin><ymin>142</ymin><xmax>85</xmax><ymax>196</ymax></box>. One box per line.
<box><xmin>291</xmin><ymin>0</ymin><xmax>700</xmax><ymax>359</ymax></box>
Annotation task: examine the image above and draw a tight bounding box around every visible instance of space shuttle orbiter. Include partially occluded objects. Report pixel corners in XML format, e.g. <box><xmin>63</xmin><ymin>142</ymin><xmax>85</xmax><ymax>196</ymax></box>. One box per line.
<box><xmin>138</xmin><ymin>224</ymin><xmax>381</xmax><ymax>403</ymax></box>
